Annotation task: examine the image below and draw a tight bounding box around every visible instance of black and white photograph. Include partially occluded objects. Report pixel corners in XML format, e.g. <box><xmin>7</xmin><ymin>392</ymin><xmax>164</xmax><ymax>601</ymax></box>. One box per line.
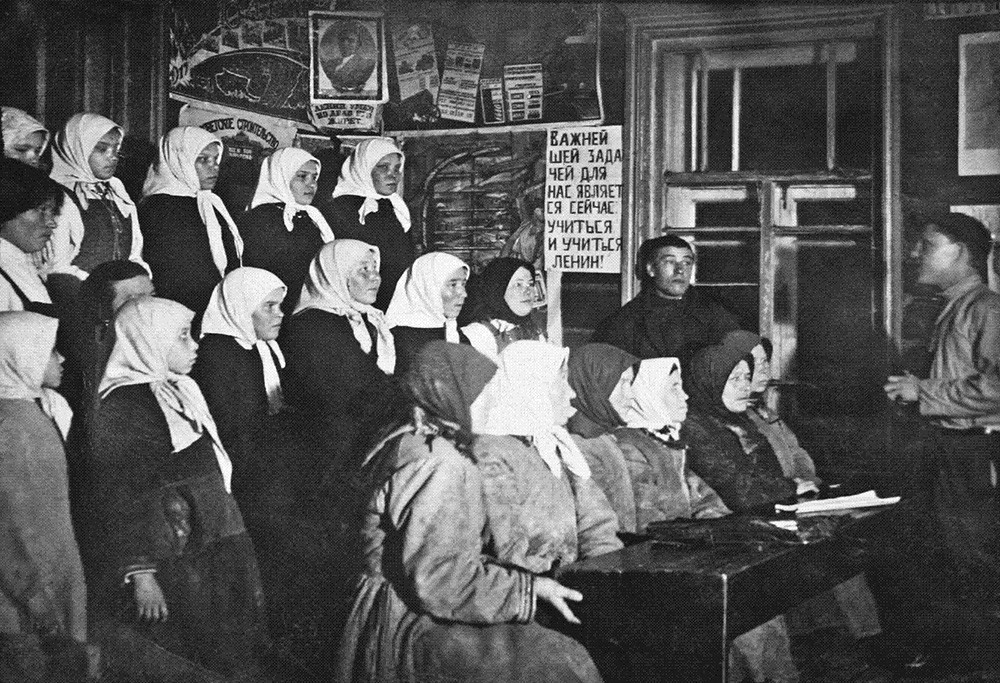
<box><xmin>1</xmin><ymin>2</ymin><xmax>999</xmax><ymax>682</ymax></box>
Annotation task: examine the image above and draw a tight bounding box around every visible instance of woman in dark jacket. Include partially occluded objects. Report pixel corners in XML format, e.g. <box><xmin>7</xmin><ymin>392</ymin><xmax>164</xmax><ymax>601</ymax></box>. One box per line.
<box><xmin>684</xmin><ymin>338</ymin><xmax>795</xmax><ymax>513</ymax></box>
<box><xmin>88</xmin><ymin>296</ymin><xmax>266</xmax><ymax>679</ymax></box>
<box><xmin>282</xmin><ymin>239</ymin><xmax>397</xmax><ymax>460</ymax></box>
<box><xmin>139</xmin><ymin>126</ymin><xmax>243</xmax><ymax>318</ymax></box>
<box><xmin>240</xmin><ymin>147</ymin><xmax>334</xmax><ymax>315</ymax></box>
<box><xmin>385</xmin><ymin>250</ymin><xmax>469</xmax><ymax>375</ymax></box>
<box><xmin>191</xmin><ymin>267</ymin><xmax>287</xmax><ymax>497</ymax></box>
<box><xmin>318</xmin><ymin>137</ymin><xmax>413</xmax><ymax>311</ymax></box>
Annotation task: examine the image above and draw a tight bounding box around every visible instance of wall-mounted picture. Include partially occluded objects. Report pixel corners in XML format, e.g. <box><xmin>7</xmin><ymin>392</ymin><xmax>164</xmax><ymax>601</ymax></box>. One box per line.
<box><xmin>958</xmin><ymin>31</ymin><xmax>1000</xmax><ymax>176</ymax></box>
<box><xmin>309</xmin><ymin>11</ymin><xmax>387</xmax><ymax>102</ymax></box>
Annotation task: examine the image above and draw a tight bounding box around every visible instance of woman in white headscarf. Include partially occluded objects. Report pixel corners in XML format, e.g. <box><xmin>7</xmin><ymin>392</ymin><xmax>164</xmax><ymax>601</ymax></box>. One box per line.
<box><xmin>471</xmin><ymin>340</ymin><xmax>621</xmax><ymax>575</ymax></box>
<box><xmin>241</xmin><ymin>147</ymin><xmax>334</xmax><ymax>314</ymax></box>
<box><xmin>283</xmin><ymin>239</ymin><xmax>398</xmax><ymax>460</ymax></box>
<box><xmin>139</xmin><ymin>126</ymin><xmax>243</xmax><ymax>318</ymax></box>
<box><xmin>0</xmin><ymin>312</ymin><xmax>88</xmax><ymax>666</ymax></box>
<box><xmin>46</xmin><ymin>113</ymin><xmax>146</xmax><ymax>287</ymax></box>
<box><xmin>385</xmin><ymin>250</ymin><xmax>469</xmax><ymax>374</ymax></box>
<box><xmin>88</xmin><ymin>296</ymin><xmax>266</xmax><ymax>679</ymax></box>
<box><xmin>2</xmin><ymin>106</ymin><xmax>49</xmax><ymax>168</ymax></box>
<box><xmin>318</xmin><ymin>137</ymin><xmax>413</xmax><ymax>311</ymax></box>
<box><xmin>191</xmin><ymin>267</ymin><xmax>287</xmax><ymax>492</ymax></box>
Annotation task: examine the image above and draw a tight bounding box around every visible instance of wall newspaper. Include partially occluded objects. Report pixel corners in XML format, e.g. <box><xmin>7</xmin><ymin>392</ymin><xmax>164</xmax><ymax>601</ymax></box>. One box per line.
<box><xmin>544</xmin><ymin>125</ymin><xmax>622</xmax><ymax>273</ymax></box>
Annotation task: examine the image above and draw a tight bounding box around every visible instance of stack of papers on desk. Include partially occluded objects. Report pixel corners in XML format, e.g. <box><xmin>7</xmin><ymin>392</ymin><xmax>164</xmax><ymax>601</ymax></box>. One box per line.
<box><xmin>775</xmin><ymin>490</ymin><xmax>900</xmax><ymax>514</ymax></box>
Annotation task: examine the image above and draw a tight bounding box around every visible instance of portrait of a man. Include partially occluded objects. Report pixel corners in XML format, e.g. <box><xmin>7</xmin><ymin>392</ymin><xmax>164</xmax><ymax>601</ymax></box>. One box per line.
<box><xmin>311</xmin><ymin>14</ymin><xmax>383</xmax><ymax>100</ymax></box>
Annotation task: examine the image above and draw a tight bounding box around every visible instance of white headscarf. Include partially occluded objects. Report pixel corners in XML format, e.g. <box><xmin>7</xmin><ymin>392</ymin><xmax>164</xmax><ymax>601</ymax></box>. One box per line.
<box><xmin>471</xmin><ymin>340</ymin><xmax>591</xmax><ymax>479</ymax></box>
<box><xmin>50</xmin><ymin>112</ymin><xmax>138</xmax><ymax>221</ymax></box>
<box><xmin>2</xmin><ymin>107</ymin><xmax>49</xmax><ymax>160</ymax></box>
<box><xmin>0</xmin><ymin>311</ymin><xmax>73</xmax><ymax>439</ymax></box>
<box><xmin>201</xmin><ymin>267</ymin><xmax>287</xmax><ymax>414</ymax></box>
<box><xmin>385</xmin><ymin>251</ymin><xmax>469</xmax><ymax>341</ymax></box>
<box><xmin>331</xmin><ymin>137</ymin><xmax>411</xmax><ymax>231</ymax></box>
<box><xmin>620</xmin><ymin>357</ymin><xmax>685</xmax><ymax>440</ymax></box>
<box><xmin>142</xmin><ymin>126</ymin><xmax>244</xmax><ymax>277</ymax></box>
<box><xmin>249</xmin><ymin>147</ymin><xmax>334</xmax><ymax>241</ymax></box>
<box><xmin>295</xmin><ymin>239</ymin><xmax>395</xmax><ymax>374</ymax></box>
<box><xmin>99</xmin><ymin>296</ymin><xmax>233</xmax><ymax>492</ymax></box>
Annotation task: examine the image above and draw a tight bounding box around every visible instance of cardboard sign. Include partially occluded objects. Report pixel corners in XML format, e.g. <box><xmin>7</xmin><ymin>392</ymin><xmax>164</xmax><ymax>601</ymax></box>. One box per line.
<box><xmin>544</xmin><ymin>125</ymin><xmax>623</xmax><ymax>273</ymax></box>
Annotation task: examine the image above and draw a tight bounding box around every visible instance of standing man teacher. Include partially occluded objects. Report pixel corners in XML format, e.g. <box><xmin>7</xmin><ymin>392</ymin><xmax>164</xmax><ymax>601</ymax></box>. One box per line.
<box><xmin>884</xmin><ymin>212</ymin><xmax>1000</xmax><ymax>674</ymax></box>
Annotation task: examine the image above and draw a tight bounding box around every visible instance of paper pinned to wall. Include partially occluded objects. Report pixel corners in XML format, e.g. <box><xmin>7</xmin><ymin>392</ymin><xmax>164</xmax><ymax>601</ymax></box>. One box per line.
<box><xmin>393</xmin><ymin>23</ymin><xmax>440</xmax><ymax>102</ymax></box>
<box><xmin>503</xmin><ymin>63</ymin><xmax>543</xmax><ymax>122</ymax></box>
<box><xmin>544</xmin><ymin>125</ymin><xmax>623</xmax><ymax>273</ymax></box>
<box><xmin>437</xmin><ymin>42</ymin><xmax>486</xmax><ymax>123</ymax></box>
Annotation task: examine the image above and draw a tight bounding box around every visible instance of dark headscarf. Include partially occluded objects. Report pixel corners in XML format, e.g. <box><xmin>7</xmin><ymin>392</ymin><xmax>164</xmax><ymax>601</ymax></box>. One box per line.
<box><xmin>461</xmin><ymin>257</ymin><xmax>536</xmax><ymax>326</ymax></box>
<box><xmin>406</xmin><ymin>340</ymin><xmax>497</xmax><ymax>432</ymax></box>
<box><xmin>686</xmin><ymin>340</ymin><xmax>754</xmax><ymax>420</ymax></box>
<box><xmin>567</xmin><ymin>343</ymin><xmax>638</xmax><ymax>438</ymax></box>
<box><xmin>720</xmin><ymin>329</ymin><xmax>761</xmax><ymax>358</ymax></box>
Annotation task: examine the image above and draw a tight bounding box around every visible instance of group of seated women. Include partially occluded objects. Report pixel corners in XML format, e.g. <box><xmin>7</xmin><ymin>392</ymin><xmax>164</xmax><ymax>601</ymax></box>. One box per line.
<box><xmin>3</xmin><ymin>105</ymin><xmax>881</xmax><ymax>683</ymax></box>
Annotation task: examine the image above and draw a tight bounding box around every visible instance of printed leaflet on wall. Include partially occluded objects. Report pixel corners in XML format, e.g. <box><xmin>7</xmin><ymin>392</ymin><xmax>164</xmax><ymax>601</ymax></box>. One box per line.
<box><xmin>503</xmin><ymin>63</ymin><xmax>543</xmax><ymax>122</ymax></box>
<box><xmin>437</xmin><ymin>42</ymin><xmax>486</xmax><ymax>123</ymax></box>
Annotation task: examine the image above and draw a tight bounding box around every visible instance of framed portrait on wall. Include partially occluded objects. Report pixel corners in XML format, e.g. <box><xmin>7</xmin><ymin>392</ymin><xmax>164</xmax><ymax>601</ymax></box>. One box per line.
<box><xmin>958</xmin><ymin>31</ymin><xmax>1000</xmax><ymax>176</ymax></box>
<box><xmin>309</xmin><ymin>11</ymin><xmax>388</xmax><ymax>103</ymax></box>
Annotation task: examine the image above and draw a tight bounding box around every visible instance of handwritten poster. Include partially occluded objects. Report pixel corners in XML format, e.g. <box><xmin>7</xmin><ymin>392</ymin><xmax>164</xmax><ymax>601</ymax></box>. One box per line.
<box><xmin>544</xmin><ymin>125</ymin><xmax>623</xmax><ymax>273</ymax></box>
<box><xmin>308</xmin><ymin>101</ymin><xmax>380</xmax><ymax>131</ymax></box>
<box><xmin>437</xmin><ymin>42</ymin><xmax>485</xmax><ymax>123</ymax></box>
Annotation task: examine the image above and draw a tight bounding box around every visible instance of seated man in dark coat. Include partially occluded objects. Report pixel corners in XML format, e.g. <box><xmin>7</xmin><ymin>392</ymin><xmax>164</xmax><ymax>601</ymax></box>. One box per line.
<box><xmin>592</xmin><ymin>234</ymin><xmax>739</xmax><ymax>365</ymax></box>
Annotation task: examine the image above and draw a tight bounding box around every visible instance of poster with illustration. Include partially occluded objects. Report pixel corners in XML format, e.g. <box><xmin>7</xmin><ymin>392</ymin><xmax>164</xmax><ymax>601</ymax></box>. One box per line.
<box><xmin>309</xmin><ymin>11</ymin><xmax>388</xmax><ymax>103</ymax></box>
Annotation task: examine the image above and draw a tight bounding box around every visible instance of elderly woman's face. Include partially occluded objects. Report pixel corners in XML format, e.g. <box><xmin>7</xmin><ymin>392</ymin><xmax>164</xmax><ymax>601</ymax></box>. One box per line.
<box><xmin>289</xmin><ymin>160</ymin><xmax>319</xmax><ymax>205</ymax></box>
<box><xmin>194</xmin><ymin>143</ymin><xmax>221</xmax><ymax>191</ymax></box>
<box><xmin>166</xmin><ymin>324</ymin><xmax>199</xmax><ymax>375</ymax></box>
<box><xmin>88</xmin><ymin>129</ymin><xmax>122</xmax><ymax>180</ymax></box>
<box><xmin>370</xmin><ymin>153</ymin><xmax>402</xmax><ymax>196</ymax></box>
<box><xmin>504</xmin><ymin>267</ymin><xmax>535</xmax><ymax>317</ymax></box>
<box><xmin>346</xmin><ymin>252</ymin><xmax>381</xmax><ymax>305</ymax></box>
<box><xmin>252</xmin><ymin>287</ymin><xmax>286</xmax><ymax>341</ymax></box>
<box><xmin>440</xmin><ymin>267</ymin><xmax>468</xmax><ymax>319</ymax></box>
<box><xmin>7</xmin><ymin>131</ymin><xmax>47</xmax><ymax>168</ymax></box>
<box><xmin>663</xmin><ymin>369</ymin><xmax>689</xmax><ymax>424</ymax></box>
<box><xmin>722</xmin><ymin>359</ymin><xmax>753</xmax><ymax>413</ymax></box>
<box><xmin>607</xmin><ymin>366</ymin><xmax>635</xmax><ymax>420</ymax></box>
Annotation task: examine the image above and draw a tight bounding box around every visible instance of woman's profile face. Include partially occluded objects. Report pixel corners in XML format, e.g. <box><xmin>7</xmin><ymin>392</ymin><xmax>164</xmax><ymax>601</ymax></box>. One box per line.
<box><xmin>346</xmin><ymin>253</ymin><xmax>381</xmax><ymax>305</ymax></box>
<box><xmin>549</xmin><ymin>365</ymin><xmax>577</xmax><ymax>427</ymax></box>
<box><xmin>440</xmin><ymin>267</ymin><xmax>468</xmax><ymax>319</ymax></box>
<box><xmin>7</xmin><ymin>131</ymin><xmax>47</xmax><ymax>168</ymax></box>
<box><xmin>504</xmin><ymin>267</ymin><xmax>535</xmax><ymax>318</ymax></box>
<box><xmin>166</xmin><ymin>324</ymin><xmax>199</xmax><ymax>375</ymax></box>
<box><xmin>194</xmin><ymin>143</ymin><xmax>221</xmax><ymax>191</ymax></box>
<box><xmin>88</xmin><ymin>129</ymin><xmax>122</xmax><ymax>180</ymax></box>
<box><xmin>663</xmin><ymin>369</ymin><xmax>688</xmax><ymax>425</ymax></box>
<box><xmin>370</xmin><ymin>153</ymin><xmax>402</xmax><ymax>196</ymax></box>
<box><xmin>607</xmin><ymin>366</ymin><xmax>635</xmax><ymax>420</ymax></box>
<box><xmin>42</xmin><ymin>350</ymin><xmax>64</xmax><ymax>389</ymax></box>
<box><xmin>289</xmin><ymin>160</ymin><xmax>319</xmax><ymax>205</ymax></box>
<box><xmin>251</xmin><ymin>288</ymin><xmax>286</xmax><ymax>341</ymax></box>
<box><xmin>721</xmin><ymin>359</ymin><xmax>752</xmax><ymax>413</ymax></box>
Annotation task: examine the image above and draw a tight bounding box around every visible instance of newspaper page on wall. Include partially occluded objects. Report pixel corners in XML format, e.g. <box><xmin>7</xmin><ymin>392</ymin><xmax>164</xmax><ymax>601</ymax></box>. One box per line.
<box><xmin>544</xmin><ymin>125</ymin><xmax>622</xmax><ymax>273</ymax></box>
<box><xmin>437</xmin><ymin>42</ymin><xmax>486</xmax><ymax>123</ymax></box>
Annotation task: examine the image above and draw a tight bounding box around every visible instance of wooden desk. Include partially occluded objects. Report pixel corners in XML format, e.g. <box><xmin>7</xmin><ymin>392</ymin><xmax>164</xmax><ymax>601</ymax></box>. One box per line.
<box><xmin>556</xmin><ymin>508</ymin><xmax>895</xmax><ymax>683</ymax></box>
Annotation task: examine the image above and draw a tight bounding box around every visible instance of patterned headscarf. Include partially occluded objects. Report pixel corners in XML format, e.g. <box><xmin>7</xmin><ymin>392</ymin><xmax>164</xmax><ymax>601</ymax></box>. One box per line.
<box><xmin>200</xmin><ymin>267</ymin><xmax>287</xmax><ymax>414</ymax></box>
<box><xmin>294</xmin><ymin>239</ymin><xmax>395</xmax><ymax>374</ymax></box>
<box><xmin>142</xmin><ymin>126</ymin><xmax>243</xmax><ymax>276</ymax></box>
<box><xmin>99</xmin><ymin>296</ymin><xmax>233</xmax><ymax>492</ymax></box>
<box><xmin>332</xmin><ymin>137</ymin><xmax>410</xmax><ymax>230</ymax></box>
<box><xmin>249</xmin><ymin>147</ymin><xmax>334</xmax><ymax>241</ymax></box>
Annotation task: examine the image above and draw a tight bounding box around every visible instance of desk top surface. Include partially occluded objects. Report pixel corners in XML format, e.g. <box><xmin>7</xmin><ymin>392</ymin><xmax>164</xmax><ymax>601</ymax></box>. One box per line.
<box><xmin>557</xmin><ymin>506</ymin><xmax>895</xmax><ymax>579</ymax></box>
